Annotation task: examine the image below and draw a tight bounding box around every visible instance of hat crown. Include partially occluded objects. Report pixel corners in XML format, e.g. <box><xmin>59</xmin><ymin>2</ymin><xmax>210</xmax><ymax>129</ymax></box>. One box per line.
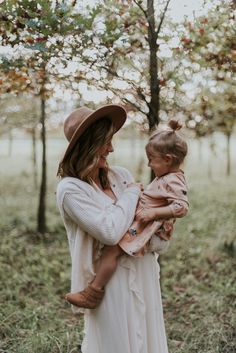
<box><xmin>64</xmin><ymin>107</ymin><xmax>94</xmax><ymax>141</ymax></box>
<box><xmin>59</xmin><ymin>104</ymin><xmax>126</xmax><ymax>167</ymax></box>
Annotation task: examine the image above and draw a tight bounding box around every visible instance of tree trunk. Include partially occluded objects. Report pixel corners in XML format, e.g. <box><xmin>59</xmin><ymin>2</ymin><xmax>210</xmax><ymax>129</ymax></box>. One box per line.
<box><xmin>8</xmin><ymin>129</ymin><xmax>13</xmax><ymax>157</ymax></box>
<box><xmin>147</xmin><ymin>0</ymin><xmax>159</xmax><ymax>131</ymax></box>
<box><xmin>198</xmin><ymin>137</ymin><xmax>203</xmax><ymax>162</ymax></box>
<box><xmin>37</xmin><ymin>96</ymin><xmax>47</xmax><ymax>234</ymax></box>
<box><xmin>136</xmin><ymin>157</ymin><xmax>145</xmax><ymax>182</ymax></box>
<box><xmin>208</xmin><ymin>135</ymin><xmax>214</xmax><ymax>180</ymax></box>
<box><xmin>31</xmin><ymin>126</ymin><xmax>38</xmax><ymax>188</ymax></box>
<box><xmin>226</xmin><ymin>132</ymin><xmax>231</xmax><ymax>176</ymax></box>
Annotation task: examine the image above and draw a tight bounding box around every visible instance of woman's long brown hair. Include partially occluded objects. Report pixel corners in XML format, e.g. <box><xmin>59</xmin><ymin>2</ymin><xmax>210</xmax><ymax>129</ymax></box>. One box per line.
<box><xmin>58</xmin><ymin>118</ymin><xmax>114</xmax><ymax>189</ymax></box>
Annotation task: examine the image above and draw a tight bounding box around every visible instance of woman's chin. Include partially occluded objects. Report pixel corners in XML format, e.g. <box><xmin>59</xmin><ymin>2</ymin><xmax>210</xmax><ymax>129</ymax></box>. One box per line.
<box><xmin>98</xmin><ymin>160</ymin><xmax>108</xmax><ymax>169</ymax></box>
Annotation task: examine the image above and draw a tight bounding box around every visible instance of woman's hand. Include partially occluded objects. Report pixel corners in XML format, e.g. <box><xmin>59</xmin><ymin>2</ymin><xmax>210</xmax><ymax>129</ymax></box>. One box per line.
<box><xmin>135</xmin><ymin>208</ymin><xmax>157</xmax><ymax>223</ymax></box>
<box><xmin>127</xmin><ymin>182</ymin><xmax>144</xmax><ymax>191</ymax></box>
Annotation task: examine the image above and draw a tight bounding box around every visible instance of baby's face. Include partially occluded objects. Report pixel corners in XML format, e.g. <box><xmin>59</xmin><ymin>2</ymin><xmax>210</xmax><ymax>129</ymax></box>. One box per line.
<box><xmin>146</xmin><ymin>147</ymin><xmax>169</xmax><ymax>177</ymax></box>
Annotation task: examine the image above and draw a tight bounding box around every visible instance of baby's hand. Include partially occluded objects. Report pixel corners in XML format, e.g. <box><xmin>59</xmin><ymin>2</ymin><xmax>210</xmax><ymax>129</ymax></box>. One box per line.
<box><xmin>127</xmin><ymin>182</ymin><xmax>144</xmax><ymax>191</ymax></box>
<box><xmin>136</xmin><ymin>208</ymin><xmax>157</xmax><ymax>223</ymax></box>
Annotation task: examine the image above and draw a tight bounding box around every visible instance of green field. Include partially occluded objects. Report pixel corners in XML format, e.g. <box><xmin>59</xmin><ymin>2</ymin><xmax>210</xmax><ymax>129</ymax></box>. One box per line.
<box><xmin>0</xmin><ymin>135</ymin><xmax>236</xmax><ymax>353</ymax></box>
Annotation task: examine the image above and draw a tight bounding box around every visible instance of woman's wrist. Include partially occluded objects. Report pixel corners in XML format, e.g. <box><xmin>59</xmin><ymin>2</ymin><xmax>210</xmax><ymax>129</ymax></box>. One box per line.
<box><xmin>127</xmin><ymin>182</ymin><xmax>143</xmax><ymax>191</ymax></box>
<box><xmin>124</xmin><ymin>185</ymin><xmax>141</xmax><ymax>196</ymax></box>
<box><xmin>125</xmin><ymin>182</ymin><xmax>142</xmax><ymax>194</ymax></box>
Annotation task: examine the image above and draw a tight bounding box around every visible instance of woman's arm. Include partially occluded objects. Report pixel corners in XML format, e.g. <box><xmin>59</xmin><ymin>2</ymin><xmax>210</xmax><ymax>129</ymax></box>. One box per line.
<box><xmin>62</xmin><ymin>185</ymin><xmax>141</xmax><ymax>246</ymax></box>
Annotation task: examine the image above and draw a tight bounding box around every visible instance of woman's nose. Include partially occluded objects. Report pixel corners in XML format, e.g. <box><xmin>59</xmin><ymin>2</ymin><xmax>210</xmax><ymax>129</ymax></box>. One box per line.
<box><xmin>107</xmin><ymin>141</ymin><xmax>114</xmax><ymax>153</ymax></box>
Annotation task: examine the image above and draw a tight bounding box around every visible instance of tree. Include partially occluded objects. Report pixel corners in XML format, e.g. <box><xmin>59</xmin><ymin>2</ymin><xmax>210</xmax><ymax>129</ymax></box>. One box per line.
<box><xmin>76</xmin><ymin>0</ymin><xmax>175</xmax><ymax>131</ymax></box>
<box><xmin>0</xmin><ymin>0</ymin><xmax>93</xmax><ymax>233</ymax></box>
<box><xmin>0</xmin><ymin>94</ymin><xmax>40</xmax><ymax>184</ymax></box>
<box><xmin>180</xmin><ymin>0</ymin><xmax>236</xmax><ymax>175</ymax></box>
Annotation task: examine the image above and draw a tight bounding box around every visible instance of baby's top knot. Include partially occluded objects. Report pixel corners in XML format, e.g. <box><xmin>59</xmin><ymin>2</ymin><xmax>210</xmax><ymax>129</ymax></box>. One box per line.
<box><xmin>168</xmin><ymin>119</ymin><xmax>182</xmax><ymax>131</ymax></box>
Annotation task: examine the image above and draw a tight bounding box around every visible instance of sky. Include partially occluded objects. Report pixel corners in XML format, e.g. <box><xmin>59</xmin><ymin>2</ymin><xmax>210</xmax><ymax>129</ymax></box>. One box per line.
<box><xmin>164</xmin><ymin>0</ymin><xmax>214</xmax><ymax>21</ymax></box>
<box><xmin>80</xmin><ymin>0</ymin><xmax>210</xmax><ymax>22</ymax></box>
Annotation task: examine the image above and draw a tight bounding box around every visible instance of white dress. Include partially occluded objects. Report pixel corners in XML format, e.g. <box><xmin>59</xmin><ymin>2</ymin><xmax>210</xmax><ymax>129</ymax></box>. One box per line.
<box><xmin>57</xmin><ymin>166</ymin><xmax>169</xmax><ymax>353</ymax></box>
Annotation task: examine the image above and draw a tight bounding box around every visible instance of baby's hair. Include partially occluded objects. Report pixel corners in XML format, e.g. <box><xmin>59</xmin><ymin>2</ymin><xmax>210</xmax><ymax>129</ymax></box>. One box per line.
<box><xmin>168</xmin><ymin>119</ymin><xmax>182</xmax><ymax>131</ymax></box>
<box><xmin>146</xmin><ymin>119</ymin><xmax>188</xmax><ymax>166</ymax></box>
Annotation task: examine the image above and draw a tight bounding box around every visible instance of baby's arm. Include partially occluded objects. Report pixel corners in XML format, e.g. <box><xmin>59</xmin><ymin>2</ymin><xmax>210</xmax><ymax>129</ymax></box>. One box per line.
<box><xmin>136</xmin><ymin>181</ymin><xmax>188</xmax><ymax>223</ymax></box>
<box><xmin>135</xmin><ymin>205</ymin><xmax>174</xmax><ymax>223</ymax></box>
<box><xmin>137</xmin><ymin>172</ymin><xmax>189</xmax><ymax>223</ymax></box>
<box><xmin>136</xmin><ymin>198</ymin><xmax>189</xmax><ymax>223</ymax></box>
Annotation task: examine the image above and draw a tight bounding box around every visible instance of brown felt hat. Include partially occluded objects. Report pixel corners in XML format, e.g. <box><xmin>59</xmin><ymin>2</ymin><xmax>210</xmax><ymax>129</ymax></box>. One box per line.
<box><xmin>61</xmin><ymin>104</ymin><xmax>127</xmax><ymax>163</ymax></box>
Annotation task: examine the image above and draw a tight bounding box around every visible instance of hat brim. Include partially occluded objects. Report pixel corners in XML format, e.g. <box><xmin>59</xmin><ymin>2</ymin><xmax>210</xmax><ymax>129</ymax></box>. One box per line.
<box><xmin>61</xmin><ymin>105</ymin><xmax>127</xmax><ymax>163</ymax></box>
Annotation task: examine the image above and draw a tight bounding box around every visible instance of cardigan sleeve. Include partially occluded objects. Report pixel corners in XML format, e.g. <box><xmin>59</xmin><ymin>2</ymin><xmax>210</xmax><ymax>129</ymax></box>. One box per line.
<box><xmin>62</xmin><ymin>185</ymin><xmax>141</xmax><ymax>246</ymax></box>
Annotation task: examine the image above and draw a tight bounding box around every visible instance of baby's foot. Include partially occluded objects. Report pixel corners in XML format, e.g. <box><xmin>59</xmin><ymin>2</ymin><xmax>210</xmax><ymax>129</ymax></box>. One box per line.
<box><xmin>65</xmin><ymin>284</ymin><xmax>105</xmax><ymax>309</ymax></box>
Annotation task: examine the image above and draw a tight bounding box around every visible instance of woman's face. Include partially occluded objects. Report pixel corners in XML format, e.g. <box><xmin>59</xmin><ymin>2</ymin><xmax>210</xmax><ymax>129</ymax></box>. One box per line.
<box><xmin>97</xmin><ymin>139</ymin><xmax>114</xmax><ymax>168</ymax></box>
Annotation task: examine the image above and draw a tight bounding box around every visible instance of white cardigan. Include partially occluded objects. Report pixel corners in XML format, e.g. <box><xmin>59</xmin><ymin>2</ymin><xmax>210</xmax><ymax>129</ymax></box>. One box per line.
<box><xmin>57</xmin><ymin>166</ymin><xmax>169</xmax><ymax>308</ymax></box>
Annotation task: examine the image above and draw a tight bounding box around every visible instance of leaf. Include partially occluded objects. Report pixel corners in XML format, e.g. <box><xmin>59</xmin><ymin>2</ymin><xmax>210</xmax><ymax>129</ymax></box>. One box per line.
<box><xmin>172</xmin><ymin>285</ymin><xmax>186</xmax><ymax>294</ymax></box>
<box><xmin>172</xmin><ymin>340</ymin><xmax>183</xmax><ymax>347</ymax></box>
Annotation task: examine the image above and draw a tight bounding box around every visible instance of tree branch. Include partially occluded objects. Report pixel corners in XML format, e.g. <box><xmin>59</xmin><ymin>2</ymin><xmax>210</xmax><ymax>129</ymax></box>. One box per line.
<box><xmin>122</xmin><ymin>96</ymin><xmax>147</xmax><ymax>115</ymax></box>
<box><xmin>136</xmin><ymin>87</ymin><xmax>151</xmax><ymax>109</ymax></box>
<box><xmin>156</xmin><ymin>0</ymin><xmax>171</xmax><ymax>36</ymax></box>
<box><xmin>100</xmin><ymin>65</ymin><xmax>119</xmax><ymax>78</ymax></box>
<box><xmin>87</xmin><ymin>78</ymin><xmax>147</xmax><ymax>116</ymax></box>
<box><xmin>99</xmin><ymin>64</ymin><xmax>147</xmax><ymax>96</ymax></box>
<box><xmin>133</xmin><ymin>0</ymin><xmax>148</xmax><ymax>20</ymax></box>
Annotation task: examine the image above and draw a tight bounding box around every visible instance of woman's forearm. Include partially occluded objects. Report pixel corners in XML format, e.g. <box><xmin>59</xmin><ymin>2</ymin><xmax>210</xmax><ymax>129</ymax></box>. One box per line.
<box><xmin>62</xmin><ymin>186</ymin><xmax>141</xmax><ymax>245</ymax></box>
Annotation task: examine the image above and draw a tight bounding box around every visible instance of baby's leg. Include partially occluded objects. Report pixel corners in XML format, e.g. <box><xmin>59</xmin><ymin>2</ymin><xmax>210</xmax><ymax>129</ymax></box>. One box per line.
<box><xmin>92</xmin><ymin>245</ymin><xmax>124</xmax><ymax>289</ymax></box>
<box><xmin>65</xmin><ymin>245</ymin><xmax>124</xmax><ymax>309</ymax></box>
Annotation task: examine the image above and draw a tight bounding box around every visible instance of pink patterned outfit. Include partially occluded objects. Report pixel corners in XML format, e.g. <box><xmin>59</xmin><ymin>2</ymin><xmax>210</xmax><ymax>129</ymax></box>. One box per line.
<box><xmin>119</xmin><ymin>170</ymin><xmax>189</xmax><ymax>257</ymax></box>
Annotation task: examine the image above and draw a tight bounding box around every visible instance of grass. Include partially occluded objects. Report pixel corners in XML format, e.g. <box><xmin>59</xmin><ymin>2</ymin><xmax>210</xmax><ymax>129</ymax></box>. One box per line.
<box><xmin>0</xmin><ymin>229</ymin><xmax>84</xmax><ymax>353</ymax></box>
<box><xmin>0</xmin><ymin>136</ymin><xmax>236</xmax><ymax>353</ymax></box>
<box><xmin>161</xmin><ymin>177</ymin><xmax>236</xmax><ymax>353</ymax></box>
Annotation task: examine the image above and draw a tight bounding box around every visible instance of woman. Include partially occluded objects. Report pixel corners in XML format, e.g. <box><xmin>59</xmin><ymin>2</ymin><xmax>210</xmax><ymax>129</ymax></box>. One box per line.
<box><xmin>57</xmin><ymin>104</ymin><xmax>169</xmax><ymax>353</ymax></box>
